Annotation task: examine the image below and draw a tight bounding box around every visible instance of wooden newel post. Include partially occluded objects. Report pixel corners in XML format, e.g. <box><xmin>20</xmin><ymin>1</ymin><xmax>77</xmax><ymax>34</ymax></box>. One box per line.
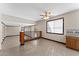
<box><xmin>20</xmin><ymin>32</ymin><xmax>24</xmax><ymax>45</ymax></box>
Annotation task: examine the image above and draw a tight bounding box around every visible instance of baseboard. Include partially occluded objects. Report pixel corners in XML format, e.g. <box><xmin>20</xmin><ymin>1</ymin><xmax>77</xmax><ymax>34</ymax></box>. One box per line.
<box><xmin>2</xmin><ymin>35</ymin><xmax>19</xmax><ymax>42</ymax></box>
<box><xmin>2</xmin><ymin>35</ymin><xmax>66</xmax><ymax>45</ymax></box>
<box><xmin>6</xmin><ymin>35</ymin><xmax>19</xmax><ymax>37</ymax></box>
<box><xmin>24</xmin><ymin>37</ymin><xmax>66</xmax><ymax>45</ymax></box>
<box><xmin>41</xmin><ymin>37</ymin><xmax>66</xmax><ymax>45</ymax></box>
<box><xmin>24</xmin><ymin>35</ymin><xmax>32</xmax><ymax>38</ymax></box>
<box><xmin>24</xmin><ymin>37</ymin><xmax>40</xmax><ymax>42</ymax></box>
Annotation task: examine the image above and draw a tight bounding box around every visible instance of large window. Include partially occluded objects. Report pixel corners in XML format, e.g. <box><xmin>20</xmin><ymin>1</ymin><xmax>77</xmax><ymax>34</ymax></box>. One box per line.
<box><xmin>46</xmin><ymin>18</ymin><xmax>64</xmax><ymax>35</ymax></box>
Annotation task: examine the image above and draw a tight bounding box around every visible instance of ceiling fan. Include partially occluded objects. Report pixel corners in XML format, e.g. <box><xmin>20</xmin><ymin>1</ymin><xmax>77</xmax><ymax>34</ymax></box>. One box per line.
<box><xmin>40</xmin><ymin>10</ymin><xmax>52</xmax><ymax>20</ymax></box>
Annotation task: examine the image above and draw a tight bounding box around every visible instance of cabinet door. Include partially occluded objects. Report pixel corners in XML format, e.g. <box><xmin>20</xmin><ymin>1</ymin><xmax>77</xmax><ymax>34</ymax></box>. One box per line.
<box><xmin>66</xmin><ymin>36</ymin><xmax>71</xmax><ymax>47</ymax></box>
<box><xmin>66</xmin><ymin>36</ymin><xmax>75</xmax><ymax>48</ymax></box>
<box><xmin>75</xmin><ymin>37</ymin><xmax>79</xmax><ymax>50</ymax></box>
<box><xmin>70</xmin><ymin>39</ymin><xmax>76</xmax><ymax>49</ymax></box>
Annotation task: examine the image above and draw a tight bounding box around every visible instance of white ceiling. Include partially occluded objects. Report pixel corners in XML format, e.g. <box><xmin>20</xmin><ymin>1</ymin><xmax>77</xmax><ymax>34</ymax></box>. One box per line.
<box><xmin>0</xmin><ymin>3</ymin><xmax>79</xmax><ymax>21</ymax></box>
<box><xmin>3</xmin><ymin>21</ymin><xmax>35</xmax><ymax>27</ymax></box>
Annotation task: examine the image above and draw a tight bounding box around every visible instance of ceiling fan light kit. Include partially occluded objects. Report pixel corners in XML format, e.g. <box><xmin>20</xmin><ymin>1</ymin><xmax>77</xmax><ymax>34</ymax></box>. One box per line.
<box><xmin>40</xmin><ymin>10</ymin><xmax>52</xmax><ymax>20</ymax></box>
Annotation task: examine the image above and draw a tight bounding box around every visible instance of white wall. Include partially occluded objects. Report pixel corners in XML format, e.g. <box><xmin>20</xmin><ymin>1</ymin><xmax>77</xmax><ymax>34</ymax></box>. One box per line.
<box><xmin>25</xmin><ymin>26</ymin><xmax>31</xmax><ymax>31</ymax></box>
<box><xmin>36</xmin><ymin>10</ymin><xmax>79</xmax><ymax>43</ymax></box>
<box><xmin>25</xmin><ymin>26</ymin><xmax>35</xmax><ymax>31</ymax></box>
<box><xmin>2</xmin><ymin>23</ymin><xmax>5</xmax><ymax>39</ymax></box>
<box><xmin>0</xmin><ymin>15</ymin><xmax>3</xmax><ymax>49</ymax></box>
<box><xmin>2</xmin><ymin>23</ymin><xmax>7</xmax><ymax>39</ymax></box>
<box><xmin>1</xmin><ymin>22</ymin><xmax>21</xmax><ymax>41</ymax></box>
<box><xmin>0</xmin><ymin>22</ymin><xmax>2</xmax><ymax>49</ymax></box>
<box><xmin>6</xmin><ymin>26</ymin><xmax>21</xmax><ymax>36</ymax></box>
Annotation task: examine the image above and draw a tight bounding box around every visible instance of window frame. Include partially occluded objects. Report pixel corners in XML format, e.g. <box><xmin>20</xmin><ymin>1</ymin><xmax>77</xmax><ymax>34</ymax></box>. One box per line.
<box><xmin>46</xmin><ymin>17</ymin><xmax>64</xmax><ymax>35</ymax></box>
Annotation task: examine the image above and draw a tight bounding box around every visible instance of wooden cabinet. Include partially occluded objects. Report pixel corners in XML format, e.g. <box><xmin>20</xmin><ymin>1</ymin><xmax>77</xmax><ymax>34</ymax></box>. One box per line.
<box><xmin>75</xmin><ymin>37</ymin><xmax>79</xmax><ymax>50</ymax></box>
<box><xmin>66</xmin><ymin>36</ymin><xmax>76</xmax><ymax>48</ymax></box>
<box><xmin>66</xmin><ymin>36</ymin><xmax>79</xmax><ymax>50</ymax></box>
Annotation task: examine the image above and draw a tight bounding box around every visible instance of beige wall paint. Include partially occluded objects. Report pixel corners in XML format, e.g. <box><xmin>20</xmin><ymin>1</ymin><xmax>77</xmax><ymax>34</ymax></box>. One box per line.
<box><xmin>36</xmin><ymin>10</ymin><xmax>79</xmax><ymax>43</ymax></box>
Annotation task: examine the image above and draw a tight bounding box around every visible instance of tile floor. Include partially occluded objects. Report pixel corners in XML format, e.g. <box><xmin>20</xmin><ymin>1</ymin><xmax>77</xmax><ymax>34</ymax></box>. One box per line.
<box><xmin>0</xmin><ymin>36</ymin><xmax>79</xmax><ymax>56</ymax></box>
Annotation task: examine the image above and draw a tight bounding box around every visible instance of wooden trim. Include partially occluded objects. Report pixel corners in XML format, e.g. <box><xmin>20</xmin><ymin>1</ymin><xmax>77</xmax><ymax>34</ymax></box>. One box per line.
<box><xmin>6</xmin><ymin>35</ymin><xmax>19</xmax><ymax>37</ymax></box>
<box><xmin>46</xmin><ymin>17</ymin><xmax>64</xmax><ymax>35</ymax></box>
<box><xmin>24</xmin><ymin>35</ymin><xmax>32</xmax><ymax>38</ymax></box>
<box><xmin>24</xmin><ymin>37</ymin><xmax>40</xmax><ymax>42</ymax></box>
<box><xmin>2</xmin><ymin>35</ymin><xmax>19</xmax><ymax>42</ymax></box>
<box><xmin>66</xmin><ymin>46</ymin><xmax>79</xmax><ymax>51</ymax></box>
<box><xmin>2</xmin><ymin>34</ymin><xmax>66</xmax><ymax>46</ymax></box>
<box><xmin>42</xmin><ymin>37</ymin><xmax>66</xmax><ymax>45</ymax></box>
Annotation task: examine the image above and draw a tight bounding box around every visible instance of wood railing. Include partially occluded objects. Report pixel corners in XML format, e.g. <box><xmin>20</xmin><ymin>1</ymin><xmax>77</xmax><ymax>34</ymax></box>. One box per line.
<box><xmin>20</xmin><ymin>31</ymin><xmax>42</xmax><ymax>45</ymax></box>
